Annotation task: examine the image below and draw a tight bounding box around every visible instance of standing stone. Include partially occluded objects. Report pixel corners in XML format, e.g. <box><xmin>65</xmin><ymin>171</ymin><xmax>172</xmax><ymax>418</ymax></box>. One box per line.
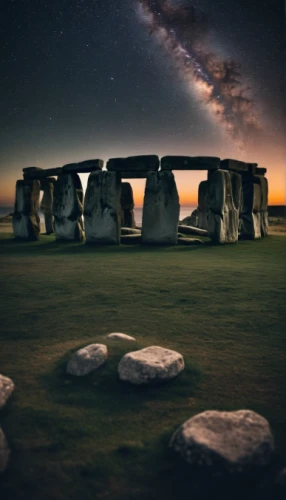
<box><xmin>240</xmin><ymin>174</ymin><xmax>262</xmax><ymax>240</ymax></box>
<box><xmin>254</xmin><ymin>175</ymin><xmax>269</xmax><ymax>237</ymax></box>
<box><xmin>142</xmin><ymin>172</ymin><xmax>180</xmax><ymax>245</ymax></box>
<box><xmin>40</xmin><ymin>178</ymin><xmax>56</xmax><ymax>234</ymax></box>
<box><xmin>180</xmin><ymin>209</ymin><xmax>199</xmax><ymax>227</ymax></box>
<box><xmin>84</xmin><ymin>171</ymin><xmax>121</xmax><ymax>244</ymax></box>
<box><xmin>0</xmin><ymin>428</ymin><xmax>10</xmax><ymax>473</ymax></box>
<box><xmin>53</xmin><ymin>173</ymin><xmax>84</xmax><ymax>241</ymax></box>
<box><xmin>12</xmin><ymin>180</ymin><xmax>41</xmax><ymax>240</ymax></box>
<box><xmin>207</xmin><ymin>170</ymin><xmax>239</xmax><ymax>244</ymax></box>
<box><xmin>120</xmin><ymin>182</ymin><xmax>136</xmax><ymax>228</ymax></box>
<box><xmin>198</xmin><ymin>180</ymin><xmax>208</xmax><ymax>230</ymax></box>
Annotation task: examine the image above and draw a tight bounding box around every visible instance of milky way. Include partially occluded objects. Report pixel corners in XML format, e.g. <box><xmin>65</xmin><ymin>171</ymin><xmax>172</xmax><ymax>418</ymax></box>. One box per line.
<box><xmin>138</xmin><ymin>0</ymin><xmax>261</xmax><ymax>149</ymax></box>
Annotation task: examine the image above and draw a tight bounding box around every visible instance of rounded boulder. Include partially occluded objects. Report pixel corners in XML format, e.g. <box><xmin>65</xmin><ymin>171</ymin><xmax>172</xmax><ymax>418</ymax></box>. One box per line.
<box><xmin>118</xmin><ymin>346</ymin><xmax>184</xmax><ymax>385</ymax></box>
<box><xmin>67</xmin><ymin>344</ymin><xmax>108</xmax><ymax>376</ymax></box>
<box><xmin>170</xmin><ymin>409</ymin><xmax>274</xmax><ymax>474</ymax></box>
<box><xmin>0</xmin><ymin>374</ymin><xmax>15</xmax><ymax>410</ymax></box>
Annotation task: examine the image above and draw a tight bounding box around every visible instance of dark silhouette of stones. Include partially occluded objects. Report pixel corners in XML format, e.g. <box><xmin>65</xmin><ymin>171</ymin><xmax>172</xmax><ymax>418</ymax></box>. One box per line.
<box><xmin>40</xmin><ymin>179</ymin><xmax>55</xmax><ymax>234</ymax></box>
<box><xmin>207</xmin><ymin>170</ymin><xmax>239</xmax><ymax>244</ymax></box>
<box><xmin>121</xmin><ymin>227</ymin><xmax>141</xmax><ymax>235</ymax></box>
<box><xmin>67</xmin><ymin>344</ymin><xmax>108</xmax><ymax>376</ymax></box>
<box><xmin>221</xmin><ymin>159</ymin><xmax>257</xmax><ymax>174</ymax></box>
<box><xmin>180</xmin><ymin>209</ymin><xmax>199</xmax><ymax>227</ymax></box>
<box><xmin>142</xmin><ymin>171</ymin><xmax>179</xmax><ymax>245</ymax></box>
<box><xmin>84</xmin><ymin>171</ymin><xmax>121</xmax><ymax>244</ymax></box>
<box><xmin>24</xmin><ymin>167</ymin><xmax>63</xmax><ymax>180</ymax></box>
<box><xmin>12</xmin><ymin>180</ymin><xmax>41</xmax><ymax>240</ymax></box>
<box><xmin>120</xmin><ymin>172</ymin><xmax>149</xmax><ymax>179</ymax></box>
<box><xmin>121</xmin><ymin>234</ymin><xmax>141</xmax><ymax>244</ymax></box>
<box><xmin>107</xmin><ymin>155</ymin><xmax>159</xmax><ymax>172</ymax></box>
<box><xmin>0</xmin><ymin>374</ymin><xmax>15</xmax><ymax>409</ymax></box>
<box><xmin>63</xmin><ymin>159</ymin><xmax>103</xmax><ymax>173</ymax></box>
<box><xmin>178</xmin><ymin>225</ymin><xmax>208</xmax><ymax>236</ymax></box>
<box><xmin>53</xmin><ymin>173</ymin><xmax>84</xmax><ymax>241</ymax></box>
<box><xmin>120</xmin><ymin>182</ymin><xmax>136</xmax><ymax>228</ymax></box>
<box><xmin>118</xmin><ymin>346</ymin><xmax>184</xmax><ymax>385</ymax></box>
<box><xmin>198</xmin><ymin>180</ymin><xmax>208</xmax><ymax>230</ymax></box>
<box><xmin>161</xmin><ymin>156</ymin><xmax>220</xmax><ymax>170</ymax></box>
<box><xmin>256</xmin><ymin>167</ymin><xmax>267</xmax><ymax>175</ymax></box>
<box><xmin>170</xmin><ymin>410</ymin><xmax>274</xmax><ymax>474</ymax></box>
<box><xmin>177</xmin><ymin>237</ymin><xmax>204</xmax><ymax>245</ymax></box>
<box><xmin>0</xmin><ymin>428</ymin><xmax>10</xmax><ymax>473</ymax></box>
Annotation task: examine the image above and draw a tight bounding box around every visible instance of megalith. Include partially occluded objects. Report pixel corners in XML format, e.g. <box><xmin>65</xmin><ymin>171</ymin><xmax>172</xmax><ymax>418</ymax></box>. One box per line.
<box><xmin>142</xmin><ymin>172</ymin><xmax>180</xmax><ymax>245</ymax></box>
<box><xmin>240</xmin><ymin>174</ymin><xmax>262</xmax><ymax>240</ymax></box>
<box><xmin>254</xmin><ymin>175</ymin><xmax>269</xmax><ymax>237</ymax></box>
<box><xmin>207</xmin><ymin>169</ymin><xmax>239</xmax><ymax>244</ymax></box>
<box><xmin>197</xmin><ymin>180</ymin><xmax>208</xmax><ymax>230</ymax></box>
<box><xmin>120</xmin><ymin>182</ymin><xmax>136</xmax><ymax>228</ymax></box>
<box><xmin>40</xmin><ymin>178</ymin><xmax>56</xmax><ymax>234</ymax></box>
<box><xmin>84</xmin><ymin>171</ymin><xmax>121</xmax><ymax>244</ymax></box>
<box><xmin>12</xmin><ymin>180</ymin><xmax>41</xmax><ymax>240</ymax></box>
<box><xmin>53</xmin><ymin>173</ymin><xmax>84</xmax><ymax>241</ymax></box>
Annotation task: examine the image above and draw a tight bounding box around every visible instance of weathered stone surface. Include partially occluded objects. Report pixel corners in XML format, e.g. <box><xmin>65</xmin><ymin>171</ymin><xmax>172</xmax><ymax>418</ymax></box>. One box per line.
<box><xmin>177</xmin><ymin>237</ymin><xmax>204</xmax><ymax>245</ymax></box>
<box><xmin>118</xmin><ymin>346</ymin><xmax>184</xmax><ymax>385</ymax></box>
<box><xmin>24</xmin><ymin>168</ymin><xmax>63</xmax><ymax>180</ymax></box>
<box><xmin>240</xmin><ymin>175</ymin><xmax>262</xmax><ymax>240</ymax></box>
<box><xmin>142</xmin><ymin>172</ymin><xmax>179</xmax><ymax>245</ymax></box>
<box><xmin>40</xmin><ymin>179</ymin><xmax>55</xmax><ymax>234</ymax></box>
<box><xmin>0</xmin><ymin>375</ymin><xmax>15</xmax><ymax>409</ymax></box>
<box><xmin>178</xmin><ymin>225</ymin><xmax>208</xmax><ymax>237</ymax></box>
<box><xmin>67</xmin><ymin>344</ymin><xmax>108</xmax><ymax>376</ymax></box>
<box><xmin>170</xmin><ymin>410</ymin><xmax>274</xmax><ymax>474</ymax></box>
<box><xmin>256</xmin><ymin>167</ymin><xmax>267</xmax><ymax>175</ymax></box>
<box><xmin>207</xmin><ymin>170</ymin><xmax>239</xmax><ymax>244</ymax></box>
<box><xmin>121</xmin><ymin>227</ymin><xmax>141</xmax><ymax>235</ymax></box>
<box><xmin>198</xmin><ymin>180</ymin><xmax>208</xmax><ymax>230</ymax></box>
<box><xmin>121</xmin><ymin>234</ymin><xmax>141</xmax><ymax>244</ymax></box>
<box><xmin>13</xmin><ymin>180</ymin><xmax>41</xmax><ymax>240</ymax></box>
<box><xmin>107</xmin><ymin>333</ymin><xmax>136</xmax><ymax>341</ymax></box>
<box><xmin>107</xmin><ymin>155</ymin><xmax>159</xmax><ymax>172</ymax></box>
<box><xmin>53</xmin><ymin>173</ymin><xmax>84</xmax><ymax>241</ymax></box>
<box><xmin>221</xmin><ymin>159</ymin><xmax>257</xmax><ymax>173</ymax></box>
<box><xmin>180</xmin><ymin>209</ymin><xmax>198</xmax><ymax>227</ymax></box>
<box><xmin>254</xmin><ymin>175</ymin><xmax>269</xmax><ymax>237</ymax></box>
<box><xmin>161</xmin><ymin>156</ymin><xmax>220</xmax><ymax>171</ymax></box>
<box><xmin>63</xmin><ymin>159</ymin><xmax>103</xmax><ymax>173</ymax></box>
<box><xmin>121</xmin><ymin>209</ymin><xmax>136</xmax><ymax>228</ymax></box>
<box><xmin>0</xmin><ymin>428</ymin><xmax>10</xmax><ymax>473</ymax></box>
<box><xmin>230</xmin><ymin>171</ymin><xmax>243</xmax><ymax>213</ymax></box>
<box><xmin>84</xmin><ymin>171</ymin><xmax>121</xmax><ymax>244</ymax></box>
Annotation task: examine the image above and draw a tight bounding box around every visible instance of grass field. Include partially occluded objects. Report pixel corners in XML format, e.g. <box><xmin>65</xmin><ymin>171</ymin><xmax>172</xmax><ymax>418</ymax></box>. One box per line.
<box><xmin>0</xmin><ymin>233</ymin><xmax>286</xmax><ymax>499</ymax></box>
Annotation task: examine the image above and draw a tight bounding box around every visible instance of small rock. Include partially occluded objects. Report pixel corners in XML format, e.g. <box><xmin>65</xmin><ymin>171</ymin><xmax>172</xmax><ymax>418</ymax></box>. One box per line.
<box><xmin>118</xmin><ymin>346</ymin><xmax>184</xmax><ymax>385</ymax></box>
<box><xmin>107</xmin><ymin>333</ymin><xmax>136</xmax><ymax>341</ymax></box>
<box><xmin>67</xmin><ymin>344</ymin><xmax>108</xmax><ymax>376</ymax></box>
<box><xmin>0</xmin><ymin>374</ymin><xmax>15</xmax><ymax>409</ymax></box>
<box><xmin>0</xmin><ymin>428</ymin><xmax>10</xmax><ymax>473</ymax></box>
<box><xmin>170</xmin><ymin>409</ymin><xmax>274</xmax><ymax>474</ymax></box>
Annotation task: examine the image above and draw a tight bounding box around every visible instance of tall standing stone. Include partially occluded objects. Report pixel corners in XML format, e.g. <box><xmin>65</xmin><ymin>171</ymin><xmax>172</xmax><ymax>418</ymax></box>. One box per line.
<box><xmin>207</xmin><ymin>169</ymin><xmax>239</xmax><ymax>244</ymax></box>
<box><xmin>53</xmin><ymin>173</ymin><xmax>84</xmax><ymax>241</ymax></box>
<box><xmin>240</xmin><ymin>174</ymin><xmax>262</xmax><ymax>240</ymax></box>
<box><xmin>40</xmin><ymin>178</ymin><xmax>56</xmax><ymax>234</ymax></box>
<box><xmin>12</xmin><ymin>180</ymin><xmax>41</xmax><ymax>240</ymax></box>
<box><xmin>254</xmin><ymin>175</ymin><xmax>269</xmax><ymax>236</ymax></box>
<box><xmin>142</xmin><ymin>172</ymin><xmax>180</xmax><ymax>245</ymax></box>
<box><xmin>120</xmin><ymin>182</ymin><xmax>136</xmax><ymax>228</ymax></box>
<box><xmin>84</xmin><ymin>171</ymin><xmax>121</xmax><ymax>244</ymax></box>
<box><xmin>197</xmin><ymin>180</ymin><xmax>208</xmax><ymax>230</ymax></box>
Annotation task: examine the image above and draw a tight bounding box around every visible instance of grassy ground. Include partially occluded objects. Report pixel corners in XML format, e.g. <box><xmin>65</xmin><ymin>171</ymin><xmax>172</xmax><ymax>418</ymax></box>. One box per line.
<box><xmin>0</xmin><ymin>233</ymin><xmax>286</xmax><ymax>499</ymax></box>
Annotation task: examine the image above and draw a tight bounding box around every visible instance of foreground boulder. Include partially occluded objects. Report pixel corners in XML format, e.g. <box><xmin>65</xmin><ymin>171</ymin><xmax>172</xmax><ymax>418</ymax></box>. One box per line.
<box><xmin>107</xmin><ymin>333</ymin><xmax>136</xmax><ymax>341</ymax></box>
<box><xmin>118</xmin><ymin>346</ymin><xmax>184</xmax><ymax>385</ymax></box>
<box><xmin>0</xmin><ymin>375</ymin><xmax>15</xmax><ymax>409</ymax></box>
<box><xmin>0</xmin><ymin>428</ymin><xmax>10</xmax><ymax>473</ymax></box>
<box><xmin>170</xmin><ymin>410</ymin><xmax>274</xmax><ymax>474</ymax></box>
<box><xmin>67</xmin><ymin>344</ymin><xmax>108</xmax><ymax>376</ymax></box>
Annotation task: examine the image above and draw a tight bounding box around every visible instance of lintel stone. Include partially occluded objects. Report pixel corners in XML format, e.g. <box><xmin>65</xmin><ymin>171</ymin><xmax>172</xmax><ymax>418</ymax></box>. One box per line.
<box><xmin>62</xmin><ymin>159</ymin><xmax>104</xmax><ymax>173</ymax></box>
<box><xmin>107</xmin><ymin>155</ymin><xmax>159</xmax><ymax>172</ymax></box>
<box><xmin>221</xmin><ymin>159</ymin><xmax>257</xmax><ymax>174</ymax></box>
<box><xmin>161</xmin><ymin>156</ymin><xmax>220</xmax><ymax>170</ymax></box>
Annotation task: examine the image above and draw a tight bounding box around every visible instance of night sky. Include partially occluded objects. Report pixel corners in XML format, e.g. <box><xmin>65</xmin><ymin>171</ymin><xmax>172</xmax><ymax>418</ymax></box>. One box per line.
<box><xmin>0</xmin><ymin>0</ymin><xmax>285</xmax><ymax>206</ymax></box>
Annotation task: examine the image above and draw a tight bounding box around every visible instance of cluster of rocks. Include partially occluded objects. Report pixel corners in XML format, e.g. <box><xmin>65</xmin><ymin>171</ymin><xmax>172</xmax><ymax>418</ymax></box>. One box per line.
<box><xmin>0</xmin><ymin>374</ymin><xmax>15</xmax><ymax>473</ymax></box>
<box><xmin>13</xmin><ymin>155</ymin><xmax>268</xmax><ymax>245</ymax></box>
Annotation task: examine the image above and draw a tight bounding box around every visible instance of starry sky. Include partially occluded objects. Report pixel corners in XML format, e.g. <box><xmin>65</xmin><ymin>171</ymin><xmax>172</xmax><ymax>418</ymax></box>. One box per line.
<box><xmin>0</xmin><ymin>0</ymin><xmax>285</xmax><ymax>206</ymax></box>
